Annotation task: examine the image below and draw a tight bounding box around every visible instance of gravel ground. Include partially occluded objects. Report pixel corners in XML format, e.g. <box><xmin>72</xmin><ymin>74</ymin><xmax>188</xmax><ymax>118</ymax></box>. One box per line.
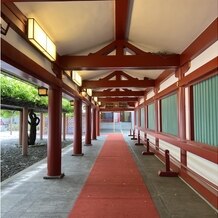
<box><xmin>1</xmin><ymin>139</ymin><xmax>73</xmax><ymax>182</ymax></box>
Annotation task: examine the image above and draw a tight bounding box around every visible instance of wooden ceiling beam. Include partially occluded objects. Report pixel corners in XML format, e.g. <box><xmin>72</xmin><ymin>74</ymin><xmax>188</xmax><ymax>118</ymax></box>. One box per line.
<box><xmin>115</xmin><ymin>0</ymin><xmax>130</xmax><ymax>40</ymax></box>
<box><xmin>93</xmin><ymin>90</ymin><xmax>145</xmax><ymax>97</ymax></box>
<box><xmin>2</xmin><ymin>0</ymin><xmax>110</xmax><ymax>2</ymax></box>
<box><xmin>89</xmin><ymin>41</ymin><xmax>116</xmax><ymax>56</ymax></box>
<box><xmin>98</xmin><ymin>97</ymin><xmax>138</xmax><ymax>102</ymax></box>
<box><xmin>60</xmin><ymin>54</ymin><xmax>180</xmax><ymax>70</ymax></box>
<box><xmin>1</xmin><ymin>3</ymin><xmax>27</xmax><ymax>37</ymax></box>
<box><xmin>100</xmin><ymin>108</ymin><xmax>134</xmax><ymax>112</ymax></box>
<box><xmin>82</xmin><ymin>79</ymin><xmax>154</xmax><ymax>88</ymax></box>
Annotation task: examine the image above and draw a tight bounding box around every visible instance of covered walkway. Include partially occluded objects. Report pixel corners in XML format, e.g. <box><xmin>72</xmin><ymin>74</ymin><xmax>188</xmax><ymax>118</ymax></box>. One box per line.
<box><xmin>1</xmin><ymin>132</ymin><xmax>217</xmax><ymax>218</ymax></box>
<box><xmin>1</xmin><ymin>0</ymin><xmax>218</xmax><ymax>216</ymax></box>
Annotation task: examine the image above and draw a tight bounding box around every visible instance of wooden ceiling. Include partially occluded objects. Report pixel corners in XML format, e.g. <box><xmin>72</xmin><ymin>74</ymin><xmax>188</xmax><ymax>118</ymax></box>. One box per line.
<box><xmin>1</xmin><ymin>0</ymin><xmax>217</xmax><ymax>109</ymax></box>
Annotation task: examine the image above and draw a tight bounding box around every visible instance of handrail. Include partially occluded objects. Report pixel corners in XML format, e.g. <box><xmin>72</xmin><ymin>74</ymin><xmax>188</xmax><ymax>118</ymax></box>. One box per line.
<box><xmin>139</xmin><ymin>128</ymin><xmax>217</xmax><ymax>164</ymax></box>
<box><xmin>143</xmin><ymin>138</ymin><xmax>218</xmax><ymax>192</ymax></box>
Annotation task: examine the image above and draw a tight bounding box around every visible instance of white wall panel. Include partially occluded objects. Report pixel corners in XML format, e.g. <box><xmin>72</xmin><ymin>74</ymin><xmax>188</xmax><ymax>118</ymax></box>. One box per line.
<box><xmin>159</xmin><ymin>74</ymin><xmax>178</xmax><ymax>92</ymax></box>
<box><xmin>185</xmin><ymin>41</ymin><xmax>218</xmax><ymax>76</ymax></box>
<box><xmin>146</xmin><ymin>90</ymin><xmax>154</xmax><ymax>100</ymax></box>
<box><xmin>159</xmin><ymin>140</ymin><xmax>180</xmax><ymax>161</ymax></box>
<box><xmin>187</xmin><ymin>152</ymin><xmax>218</xmax><ymax>186</ymax></box>
<box><xmin>147</xmin><ymin>134</ymin><xmax>156</xmax><ymax>146</ymax></box>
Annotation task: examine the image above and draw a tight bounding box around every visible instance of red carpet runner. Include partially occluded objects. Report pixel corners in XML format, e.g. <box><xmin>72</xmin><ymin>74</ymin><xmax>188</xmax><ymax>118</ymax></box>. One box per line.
<box><xmin>68</xmin><ymin>134</ymin><xmax>160</xmax><ymax>218</ymax></box>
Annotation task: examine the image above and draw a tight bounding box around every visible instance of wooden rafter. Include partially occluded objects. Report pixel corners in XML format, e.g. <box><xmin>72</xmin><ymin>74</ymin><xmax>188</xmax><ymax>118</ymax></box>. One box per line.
<box><xmin>2</xmin><ymin>0</ymin><xmax>109</xmax><ymax>2</ymax></box>
<box><xmin>60</xmin><ymin>54</ymin><xmax>180</xmax><ymax>70</ymax></box>
<box><xmin>100</xmin><ymin>108</ymin><xmax>134</xmax><ymax>112</ymax></box>
<box><xmin>1</xmin><ymin>3</ymin><xmax>27</xmax><ymax>37</ymax></box>
<box><xmin>115</xmin><ymin>0</ymin><xmax>129</xmax><ymax>40</ymax></box>
<box><xmin>82</xmin><ymin>79</ymin><xmax>154</xmax><ymax>88</ymax></box>
<box><xmin>99</xmin><ymin>71</ymin><xmax>138</xmax><ymax>81</ymax></box>
<box><xmin>93</xmin><ymin>89</ymin><xmax>145</xmax><ymax>97</ymax></box>
<box><xmin>82</xmin><ymin>71</ymin><xmax>154</xmax><ymax>88</ymax></box>
<box><xmin>89</xmin><ymin>41</ymin><xmax>116</xmax><ymax>56</ymax></box>
<box><xmin>98</xmin><ymin>97</ymin><xmax>138</xmax><ymax>102</ymax></box>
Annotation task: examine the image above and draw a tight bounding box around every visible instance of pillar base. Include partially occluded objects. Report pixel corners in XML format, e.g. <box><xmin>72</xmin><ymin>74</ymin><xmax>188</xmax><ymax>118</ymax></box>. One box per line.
<box><xmin>142</xmin><ymin>151</ymin><xmax>154</xmax><ymax>155</ymax></box>
<box><xmin>131</xmin><ymin>137</ymin><xmax>137</xmax><ymax>140</ymax></box>
<box><xmin>158</xmin><ymin>170</ymin><xmax>178</xmax><ymax>177</ymax></box>
<box><xmin>43</xmin><ymin>173</ymin><xmax>65</xmax><ymax>180</ymax></box>
<box><xmin>72</xmin><ymin>153</ymin><xmax>84</xmax><ymax>156</ymax></box>
<box><xmin>135</xmin><ymin>143</ymin><xmax>143</xmax><ymax>146</ymax></box>
<box><xmin>84</xmin><ymin>144</ymin><xmax>92</xmax><ymax>146</ymax></box>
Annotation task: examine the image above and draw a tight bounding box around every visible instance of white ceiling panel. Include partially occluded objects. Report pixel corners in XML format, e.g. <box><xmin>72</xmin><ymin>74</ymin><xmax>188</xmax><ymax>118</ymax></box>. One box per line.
<box><xmin>15</xmin><ymin>1</ymin><xmax>115</xmax><ymax>55</ymax></box>
<box><xmin>128</xmin><ymin>0</ymin><xmax>217</xmax><ymax>54</ymax></box>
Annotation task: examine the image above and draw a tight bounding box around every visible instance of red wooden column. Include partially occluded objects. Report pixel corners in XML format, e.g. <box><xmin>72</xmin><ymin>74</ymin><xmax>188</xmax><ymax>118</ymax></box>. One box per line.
<box><xmin>84</xmin><ymin>104</ymin><xmax>92</xmax><ymax>146</ymax></box>
<box><xmin>62</xmin><ymin>112</ymin><xmax>66</xmax><ymax>141</ymax></box>
<box><xmin>92</xmin><ymin>107</ymin><xmax>97</xmax><ymax>140</ymax></box>
<box><xmin>44</xmin><ymin>86</ymin><xmax>64</xmax><ymax>179</ymax></box>
<box><xmin>73</xmin><ymin>98</ymin><xmax>84</xmax><ymax>156</ymax></box>
<box><xmin>40</xmin><ymin>112</ymin><xmax>43</xmax><ymax>140</ymax></box>
<box><xmin>96</xmin><ymin>108</ymin><xmax>100</xmax><ymax>136</ymax></box>
<box><xmin>22</xmin><ymin>107</ymin><xmax>28</xmax><ymax>156</ymax></box>
<box><xmin>154</xmin><ymin>88</ymin><xmax>160</xmax><ymax>149</ymax></box>
<box><xmin>178</xmin><ymin>68</ymin><xmax>188</xmax><ymax>167</ymax></box>
<box><xmin>19</xmin><ymin>110</ymin><xmax>23</xmax><ymax>145</ymax></box>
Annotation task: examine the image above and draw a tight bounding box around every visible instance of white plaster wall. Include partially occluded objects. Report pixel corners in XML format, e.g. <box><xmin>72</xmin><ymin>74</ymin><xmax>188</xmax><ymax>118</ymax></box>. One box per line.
<box><xmin>185</xmin><ymin>40</ymin><xmax>218</xmax><ymax>76</ymax></box>
<box><xmin>147</xmin><ymin>134</ymin><xmax>156</xmax><ymax>147</ymax></box>
<box><xmin>140</xmin><ymin>131</ymin><xmax>145</xmax><ymax>141</ymax></box>
<box><xmin>159</xmin><ymin>140</ymin><xmax>180</xmax><ymax>161</ymax></box>
<box><xmin>139</xmin><ymin>97</ymin><xmax>144</xmax><ymax>105</ymax></box>
<box><xmin>146</xmin><ymin>90</ymin><xmax>154</xmax><ymax>100</ymax></box>
<box><xmin>185</xmin><ymin>87</ymin><xmax>191</xmax><ymax>140</ymax></box>
<box><xmin>159</xmin><ymin>74</ymin><xmax>178</xmax><ymax>92</ymax></box>
<box><xmin>187</xmin><ymin>152</ymin><xmax>218</xmax><ymax>186</ymax></box>
<box><xmin>2</xmin><ymin>26</ymin><xmax>54</xmax><ymax>75</ymax></box>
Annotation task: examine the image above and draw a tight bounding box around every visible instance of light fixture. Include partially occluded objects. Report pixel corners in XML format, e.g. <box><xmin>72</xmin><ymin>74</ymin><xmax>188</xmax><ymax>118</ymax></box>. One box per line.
<box><xmin>98</xmin><ymin>102</ymin><xmax>101</xmax><ymax>106</ymax></box>
<box><xmin>28</xmin><ymin>18</ymin><xmax>56</xmax><ymax>61</ymax></box>
<box><xmin>70</xmin><ymin>100</ymin><xmax>74</xmax><ymax>106</ymax></box>
<box><xmin>65</xmin><ymin>71</ymin><xmax>72</xmax><ymax>78</ymax></box>
<box><xmin>87</xmin><ymin>89</ymin><xmax>92</xmax><ymax>97</ymax></box>
<box><xmin>1</xmin><ymin>19</ymin><xmax>10</xmax><ymax>36</ymax></box>
<box><xmin>38</xmin><ymin>87</ymin><xmax>48</xmax><ymax>96</ymax></box>
<box><xmin>94</xmin><ymin>97</ymin><xmax>98</xmax><ymax>102</ymax></box>
<box><xmin>72</xmin><ymin>71</ymin><xmax>82</xmax><ymax>86</ymax></box>
<box><xmin>81</xmin><ymin>91</ymin><xmax>86</xmax><ymax>97</ymax></box>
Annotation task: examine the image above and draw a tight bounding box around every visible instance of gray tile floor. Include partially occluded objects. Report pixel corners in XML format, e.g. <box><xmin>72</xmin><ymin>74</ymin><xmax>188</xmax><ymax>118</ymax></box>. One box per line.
<box><xmin>1</xmin><ymin>132</ymin><xmax>217</xmax><ymax>218</ymax></box>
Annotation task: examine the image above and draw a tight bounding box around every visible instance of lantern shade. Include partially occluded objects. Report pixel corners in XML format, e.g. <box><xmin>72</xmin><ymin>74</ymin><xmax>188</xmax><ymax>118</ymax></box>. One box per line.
<box><xmin>72</xmin><ymin>71</ymin><xmax>82</xmax><ymax>86</ymax></box>
<box><xmin>28</xmin><ymin>18</ymin><xmax>56</xmax><ymax>61</ymax></box>
<box><xmin>87</xmin><ymin>89</ymin><xmax>92</xmax><ymax>97</ymax></box>
<box><xmin>70</xmin><ymin>100</ymin><xmax>74</xmax><ymax>106</ymax></box>
<box><xmin>81</xmin><ymin>91</ymin><xmax>86</xmax><ymax>97</ymax></box>
<box><xmin>38</xmin><ymin>87</ymin><xmax>48</xmax><ymax>96</ymax></box>
<box><xmin>94</xmin><ymin>97</ymin><xmax>98</xmax><ymax>102</ymax></box>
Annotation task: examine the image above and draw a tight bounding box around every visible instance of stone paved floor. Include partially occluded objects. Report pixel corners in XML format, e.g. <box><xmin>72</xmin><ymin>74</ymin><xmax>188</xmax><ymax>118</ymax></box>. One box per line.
<box><xmin>1</xmin><ymin>131</ymin><xmax>217</xmax><ymax>218</ymax></box>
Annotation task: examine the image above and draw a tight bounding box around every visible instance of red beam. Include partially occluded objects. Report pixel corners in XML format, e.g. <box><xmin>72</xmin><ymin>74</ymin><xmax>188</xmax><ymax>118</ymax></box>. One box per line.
<box><xmin>60</xmin><ymin>54</ymin><xmax>180</xmax><ymax>70</ymax></box>
<box><xmin>181</xmin><ymin>18</ymin><xmax>218</xmax><ymax>65</ymax></box>
<box><xmin>1</xmin><ymin>39</ymin><xmax>61</xmax><ymax>87</ymax></box>
<box><xmin>155</xmin><ymin>69</ymin><xmax>175</xmax><ymax>87</ymax></box>
<box><xmin>82</xmin><ymin>79</ymin><xmax>155</xmax><ymax>88</ymax></box>
<box><xmin>2</xmin><ymin>0</ymin><xmax>109</xmax><ymax>2</ymax></box>
<box><xmin>100</xmin><ymin>108</ymin><xmax>134</xmax><ymax>112</ymax></box>
<box><xmin>178</xmin><ymin>57</ymin><xmax>218</xmax><ymax>87</ymax></box>
<box><xmin>93</xmin><ymin>90</ymin><xmax>145</xmax><ymax>97</ymax></box>
<box><xmin>90</xmin><ymin>41</ymin><xmax>116</xmax><ymax>56</ymax></box>
<box><xmin>98</xmin><ymin>97</ymin><xmax>138</xmax><ymax>102</ymax></box>
<box><xmin>116</xmin><ymin>0</ymin><xmax>129</xmax><ymax>40</ymax></box>
<box><xmin>1</xmin><ymin>3</ymin><xmax>27</xmax><ymax>36</ymax></box>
